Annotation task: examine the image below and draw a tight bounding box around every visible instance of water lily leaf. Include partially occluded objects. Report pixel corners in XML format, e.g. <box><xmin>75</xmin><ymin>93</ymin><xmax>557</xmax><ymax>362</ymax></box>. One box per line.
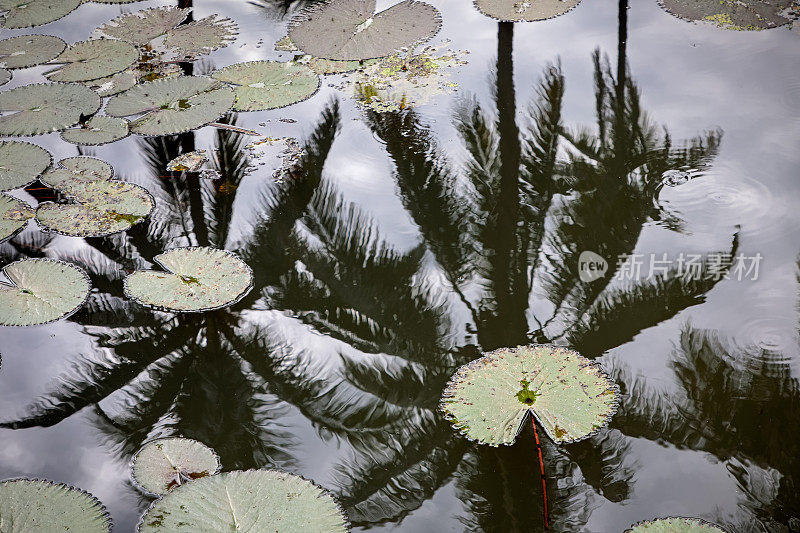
<box><xmin>473</xmin><ymin>0</ymin><xmax>582</xmax><ymax>21</ymax></box>
<box><xmin>131</xmin><ymin>438</ymin><xmax>221</xmax><ymax>496</ymax></box>
<box><xmin>211</xmin><ymin>61</ymin><xmax>320</xmax><ymax>112</ymax></box>
<box><xmin>627</xmin><ymin>517</ymin><xmax>728</xmax><ymax>532</ymax></box>
<box><xmin>275</xmin><ymin>36</ymin><xmax>373</xmax><ymax>75</ymax></box>
<box><xmin>660</xmin><ymin>0</ymin><xmax>795</xmax><ymax>30</ymax></box>
<box><xmin>45</xmin><ymin>39</ymin><xmax>138</xmax><ymax>83</ymax></box>
<box><xmin>0</xmin><ymin>140</ymin><xmax>51</xmax><ymax>192</ymax></box>
<box><xmin>0</xmin><ymin>34</ymin><xmax>66</xmax><ymax>69</ymax></box>
<box><xmin>288</xmin><ymin>0</ymin><xmax>441</xmax><ymax>60</ymax></box>
<box><xmin>0</xmin><ymin>82</ymin><xmax>101</xmax><ymax>136</ymax></box>
<box><xmin>123</xmin><ymin>246</ymin><xmax>253</xmax><ymax>313</ymax></box>
<box><xmin>0</xmin><ymin>194</ymin><xmax>34</xmax><ymax>243</ymax></box>
<box><xmin>60</xmin><ymin>116</ymin><xmax>130</xmax><ymax>146</ymax></box>
<box><xmin>36</xmin><ymin>157</ymin><xmax>153</xmax><ymax>237</ymax></box>
<box><xmin>163</xmin><ymin>14</ymin><xmax>238</xmax><ymax>58</ymax></box>
<box><xmin>0</xmin><ymin>68</ymin><xmax>8</xmax><ymax>86</ymax></box>
<box><xmin>0</xmin><ymin>258</ymin><xmax>90</xmax><ymax>326</ymax></box>
<box><xmin>440</xmin><ymin>345</ymin><xmax>619</xmax><ymax>445</ymax></box>
<box><xmin>105</xmin><ymin>76</ymin><xmax>234</xmax><ymax>136</ymax></box>
<box><xmin>84</xmin><ymin>69</ymin><xmax>139</xmax><ymax>97</ymax></box>
<box><xmin>166</xmin><ymin>150</ymin><xmax>209</xmax><ymax>172</ymax></box>
<box><xmin>137</xmin><ymin>470</ymin><xmax>348</xmax><ymax>532</ymax></box>
<box><xmin>0</xmin><ymin>478</ymin><xmax>110</xmax><ymax>531</ymax></box>
<box><xmin>0</xmin><ymin>0</ymin><xmax>82</xmax><ymax>29</ymax></box>
<box><xmin>97</xmin><ymin>7</ymin><xmax>190</xmax><ymax>45</ymax></box>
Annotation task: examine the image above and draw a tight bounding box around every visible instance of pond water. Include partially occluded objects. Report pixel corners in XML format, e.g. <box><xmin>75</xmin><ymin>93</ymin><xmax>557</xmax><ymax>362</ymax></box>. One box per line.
<box><xmin>1</xmin><ymin>0</ymin><xmax>799</xmax><ymax>531</ymax></box>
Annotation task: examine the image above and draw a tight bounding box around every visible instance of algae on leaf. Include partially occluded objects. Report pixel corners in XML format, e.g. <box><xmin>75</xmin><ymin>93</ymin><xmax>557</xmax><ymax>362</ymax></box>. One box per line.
<box><xmin>211</xmin><ymin>61</ymin><xmax>320</xmax><ymax>111</ymax></box>
<box><xmin>0</xmin><ymin>34</ymin><xmax>66</xmax><ymax>69</ymax></box>
<box><xmin>0</xmin><ymin>0</ymin><xmax>81</xmax><ymax>29</ymax></box>
<box><xmin>131</xmin><ymin>438</ymin><xmax>221</xmax><ymax>496</ymax></box>
<box><xmin>0</xmin><ymin>82</ymin><xmax>101</xmax><ymax>136</ymax></box>
<box><xmin>45</xmin><ymin>39</ymin><xmax>139</xmax><ymax>83</ymax></box>
<box><xmin>0</xmin><ymin>140</ymin><xmax>51</xmax><ymax>192</ymax></box>
<box><xmin>61</xmin><ymin>116</ymin><xmax>130</xmax><ymax>146</ymax></box>
<box><xmin>0</xmin><ymin>194</ymin><xmax>34</xmax><ymax>243</ymax></box>
<box><xmin>474</xmin><ymin>0</ymin><xmax>582</xmax><ymax>22</ymax></box>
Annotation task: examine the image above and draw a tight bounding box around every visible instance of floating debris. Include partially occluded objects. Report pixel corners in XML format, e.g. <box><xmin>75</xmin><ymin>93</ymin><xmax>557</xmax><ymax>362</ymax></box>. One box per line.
<box><xmin>167</xmin><ymin>150</ymin><xmax>210</xmax><ymax>172</ymax></box>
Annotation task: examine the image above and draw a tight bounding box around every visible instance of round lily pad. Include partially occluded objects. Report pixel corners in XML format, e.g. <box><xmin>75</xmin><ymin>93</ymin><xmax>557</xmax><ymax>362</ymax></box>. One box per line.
<box><xmin>474</xmin><ymin>0</ymin><xmax>582</xmax><ymax>21</ymax></box>
<box><xmin>288</xmin><ymin>0</ymin><xmax>441</xmax><ymax>60</ymax></box>
<box><xmin>440</xmin><ymin>345</ymin><xmax>619</xmax><ymax>445</ymax></box>
<box><xmin>661</xmin><ymin>0</ymin><xmax>795</xmax><ymax>30</ymax></box>
<box><xmin>211</xmin><ymin>61</ymin><xmax>320</xmax><ymax>112</ymax></box>
<box><xmin>626</xmin><ymin>517</ymin><xmax>728</xmax><ymax>532</ymax></box>
<box><xmin>42</xmin><ymin>155</ymin><xmax>113</xmax><ymax>184</ymax></box>
<box><xmin>0</xmin><ymin>68</ymin><xmax>9</xmax><ymax>86</ymax></box>
<box><xmin>0</xmin><ymin>258</ymin><xmax>91</xmax><ymax>326</ymax></box>
<box><xmin>137</xmin><ymin>470</ymin><xmax>348</xmax><ymax>532</ymax></box>
<box><xmin>131</xmin><ymin>438</ymin><xmax>221</xmax><ymax>496</ymax></box>
<box><xmin>84</xmin><ymin>69</ymin><xmax>139</xmax><ymax>97</ymax></box>
<box><xmin>0</xmin><ymin>82</ymin><xmax>101</xmax><ymax>136</ymax></box>
<box><xmin>0</xmin><ymin>140</ymin><xmax>51</xmax><ymax>192</ymax></box>
<box><xmin>123</xmin><ymin>247</ymin><xmax>253</xmax><ymax>313</ymax></box>
<box><xmin>0</xmin><ymin>194</ymin><xmax>34</xmax><ymax>243</ymax></box>
<box><xmin>0</xmin><ymin>0</ymin><xmax>82</xmax><ymax>29</ymax></box>
<box><xmin>0</xmin><ymin>478</ymin><xmax>110</xmax><ymax>532</ymax></box>
<box><xmin>97</xmin><ymin>6</ymin><xmax>190</xmax><ymax>46</ymax></box>
<box><xmin>0</xmin><ymin>34</ymin><xmax>66</xmax><ymax>69</ymax></box>
<box><xmin>105</xmin><ymin>76</ymin><xmax>234</xmax><ymax>136</ymax></box>
<box><xmin>45</xmin><ymin>39</ymin><xmax>139</xmax><ymax>83</ymax></box>
<box><xmin>164</xmin><ymin>14</ymin><xmax>238</xmax><ymax>58</ymax></box>
<box><xmin>61</xmin><ymin>116</ymin><xmax>130</xmax><ymax>146</ymax></box>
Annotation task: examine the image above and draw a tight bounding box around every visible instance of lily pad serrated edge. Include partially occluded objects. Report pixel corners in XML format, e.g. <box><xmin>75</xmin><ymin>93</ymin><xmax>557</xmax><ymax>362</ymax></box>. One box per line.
<box><xmin>438</xmin><ymin>343</ymin><xmax>621</xmax><ymax>446</ymax></box>
<box><xmin>624</xmin><ymin>516</ymin><xmax>728</xmax><ymax>532</ymax></box>
<box><xmin>213</xmin><ymin>60</ymin><xmax>322</xmax><ymax>112</ymax></box>
<box><xmin>129</xmin><ymin>437</ymin><xmax>222</xmax><ymax>497</ymax></box>
<box><xmin>0</xmin><ymin>140</ymin><xmax>53</xmax><ymax>192</ymax></box>
<box><xmin>472</xmin><ymin>0</ymin><xmax>583</xmax><ymax>22</ymax></box>
<box><xmin>40</xmin><ymin>155</ymin><xmax>114</xmax><ymax>188</ymax></box>
<box><xmin>0</xmin><ymin>81</ymin><xmax>102</xmax><ymax>137</ymax></box>
<box><xmin>655</xmin><ymin>0</ymin><xmax>795</xmax><ymax>29</ymax></box>
<box><xmin>59</xmin><ymin>117</ymin><xmax>131</xmax><ymax>146</ymax></box>
<box><xmin>0</xmin><ymin>1</ymin><xmax>82</xmax><ymax>30</ymax></box>
<box><xmin>0</xmin><ymin>477</ymin><xmax>112</xmax><ymax>531</ymax></box>
<box><xmin>0</xmin><ymin>195</ymin><xmax>33</xmax><ymax>243</ymax></box>
<box><xmin>0</xmin><ymin>35</ymin><xmax>67</xmax><ymax>69</ymax></box>
<box><xmin>122</xmin><ymin>246</ymin><xmax>255</xmax><ymax>313</ymax></box>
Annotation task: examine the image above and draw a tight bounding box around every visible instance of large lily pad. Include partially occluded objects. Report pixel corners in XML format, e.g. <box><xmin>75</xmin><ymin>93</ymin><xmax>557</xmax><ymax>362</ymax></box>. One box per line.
<box><xmin>0</xmin><ymin>140</ymin><xmax>51</xmax><ymax>192</ymax></box>
<box><xmin>660</xmin><ymin>0</ymin><xmax>795</xmax><ymax>30</ymax></box>
<box><xmin>0</xmin><ymin>194</ymin><xmax>34</xmax><ymax>242</ymax></box>
<box><xmin>163</xmin><ymin>14</ymin><xmax>238</xmax><ymax>58</ymax></box>
<box><xmin>137</xmin><ymin>470</ymin><xmax>348</xmax><ymax>532</ymax></box>
<box><xmin>0</xmin><ymin>82</ymin><xmax>101</xmax><ymax>136</ymax></box>
<box><xmin>626</xmin><ymin>517</ymin><xmax>728</xmax><ymax>532</ymax></box>
<box><xmin>45</xmin><ymin>39</ymin><xmax>138</xmax><ymax>83</ymax></box>
<box><xmin>211</xmin><ymin>61</ymin><xmax>320</xmax><ymax>112</ymax></box>
<box><xmin>0</xmin><ymin>478</ymin><xmax>110</xmax><ymax>532</ymax></box>
<box><xmin>0</xmin><ymin>34</ymin><xmax>66</xmax><ymax>69</ymax></box>
<box><xmin>131</xmin><ymin>438</ymin><xmax>221</xmax><ymax>496</ymax></box>
<box><xmin>0</xmin><ymin>258</ymin><xmax>90</xmax><ymax>326</ymax></box>
<box><xmin>60</xmin><ymin>116</ymin><xmax>130</xmax><ymax>146</ymax></box>
<box><xmin>288</xmin><ymin>0</ymin><xmax>441</xmax><ymax>60</ymax></box>
<box><xmin>474</xmin><ymin>0</ymin><xmax>582</xmax><ymax>21</ymax></box>
<box><xmin>0</xmin><ymin>0</ymin><xmax>82</xmax><ymax>29</ymax></box>
<box><xmin>440</xmin><ymin>345</ymin><xmax>619</xmax><ymax>445</ymax></box>
<box><xmin>123</xmin><ymin>247</ymin><xmax>253</xmax><ymax>313</ymax></box>
<box><xmin>105</xmin><ymin>76</ymin><xmax>234</xmax><ymax>136</ymax></box>
<box><xmin>97</xmin><ymin>7</ymin><xmax>190</xmax><ymax>46</ymax></box>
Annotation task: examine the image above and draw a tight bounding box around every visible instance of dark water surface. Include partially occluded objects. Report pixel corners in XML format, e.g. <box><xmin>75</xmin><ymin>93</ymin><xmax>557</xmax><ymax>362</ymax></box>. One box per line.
<box><xmin>1</xmin><ymin>0</ymin><xmax>800</xmax><ymax>531</ymax></box>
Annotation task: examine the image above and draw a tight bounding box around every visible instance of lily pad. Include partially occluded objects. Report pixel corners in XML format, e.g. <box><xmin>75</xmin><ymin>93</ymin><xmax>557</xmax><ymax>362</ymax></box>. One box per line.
<box><xmin>275</xmin><ymin>37</ymin><xmax>372</xmax><ymax>74</ymax></box>
<box><xmin>0</xmin><ymin>258</ymin><xmax>90</xmax><ymax>326</ymax></box>
<box><xmin>131</xmin><ymin>438</ymin><xmax>221</xmax><ymax>496</ymax></box>
<box><xmin>0</xmin><ymin>34</ymin><xmax>66</xmax><ymax>69</ymax></box>
<box><xmin>60</xmin><ymin>116</ymin><xmax>130</xmax><ymax>146</ymax></box>
<box><xmin>42</xmin><ymin>155</ymin><xmax>113</xmax><ymax>183</ymax></box>
<box><xmin>626</xmin><ymin>517</ymin><xmax>728</xmax><ymax>532</ymax></box>
<box><xmin>0</xmin><ymin>0</ymin><xmax>82</xmax><ymax>29</ymax></box>
<box><xmin>105</xmin><ymin>76</ymin><xmax>234</xmax><ymax>136</ymax></box>
<box><xmin>0</xmin><ymin>82</ymin><xmax>101</xmax><ymax>136</ymax></box>
<box><xmin>211</xmin><ymin>61</ymin><xmax>320</xmax><ymax>112</ymax></box>
<box><xmin>0</xmin><ymin>194</ymin><xmax>34</xmax><ymax>242</ymax></box>
<box><xmin>97</xmin><ymin>7</ymin><xmax>190</xmax><ymax>46</ymax></box>
<box><xmin>166</xmin><ymin>150</ymin><xmax>209</xmax><ymax>172</ymax></box>
<box><xmin>288</xmin><ymin>0</ymin><xmax>441</xmax><ymax>60</ymax></box>
<box><xmin>123</xmin><ymin>246</ymin><xmax>253</xmax><ymax>312</ymax></box>
<box><xmin>45</xmin><ymin>39</ymin><xmax>138</xmax><ymax>83</ymax></box>
<box><xmin>660</xmin><ymin>0</ymin><xmax>795</xmax><ymax>30</ymax></box>
<box><xmin>163</xmin><ymin>14</ymin><xmax>238</xmax><ymax>58</ymax></box>
<box><xmin>0</xmin><ymin>478</ymin><xmax>110</xmax><ymax>532</ymax></box>
<box><xmin>0</xmin><ymin>68</ymin><xmax>8</xmax><ymax>86</ymax></box>
<box><xmin>474</xmin><ymin>0</ymin><xmax>582</xmax><ymax>21</ymax></box>
<box><xmin>440</xmin><ymin>345</ymin><xmax>619</xmax><ymax>445</ymax></box>
<box><xmin>137</xmin><ymin>470</ymin><xmax>348</xmax><ymax>532</ymax></box>
<box><xmin>0</xmin><ymin>140</ymin><xmax>51</xmax><ymax>192</ymax></box>
<box><xmin>84</xmin><ymin>69</ymin><xmax>139</xmax><ymax>97</ymax></box>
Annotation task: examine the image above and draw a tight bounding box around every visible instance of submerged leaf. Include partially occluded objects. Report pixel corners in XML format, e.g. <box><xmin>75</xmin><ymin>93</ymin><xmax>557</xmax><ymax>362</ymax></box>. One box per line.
<box><xmin>0</xmin><ymin>140</ymin><xmax>51</xmax><ymax>192</ymax></box>
<box><xmin>626</xmin><ymin>517</ymin><xmax>728</xmax><ymax>532</ymax></box>
<box><xmin>440</xmin><ymin>345</ymin><xmax>619</xmax><ymax>445</ymax></box>
<box><xmin>474</xmin><ymin>0</ymin><xmax>582</xmax><ymax>21</ymax></box>
<box><xmin>0</xmin><ymin>258</ymin><xmax>90</xmax><ymax>326</ymax></box>
<box><xmin>60</xmin><ymin>116</ymin><xmax>130</xmax><ymax>146</ymax></box>
<box><xmin>211</xmin><ymin>61</ymin><xmax>320</xmax><ymax>112</ymax></box>
<box><xmin>131</xmin><ymin>438</ymin><xmax>221</xmax><ymax>496</ymax></box>
<box><xmin>45</xmin><ymin>39</ymin><xmax>138</xmax><ymax>83</ymax></box>
<box><xmin>288</xmin><ymin>0</ymin><xmax>441</xmax><ymax>60</ymax></box>
<box><xmin>0</xmin><ymin>0</ymin><xmax>81</xmax><ymax>29</ymax></box>
<box><xmin>0</xmin><ymin>194</ymin><xmax>34</xmax><ymax>242</ymax></box>
<box><xmin>0</xmin><ymin>34</ymin><xmax>66</xmax><ymax>69</ymax></box>
<box><xmin>97</xmin><ymin>6</ymin><xmax>190</xmax><ymax>46</ymax></box>
<box><xmin>137</xmin><ymin>470</ymin><xmax>348</xmax><ymax>532</ymax></box>
<box><xmin>163</xmin><ymin>14</ymin><xmax>238</xmax><ymax>58</ymax></box>
<box><xmin>661</xmin><ymin>0</ymin><xmax>795</xmax><ymax>30</ymax></box>
<box><xmin>0</xmin><ymin>82</ymin><xmax>101</xmax><ymax>136</ymax></box>
<box><xmin>0</xmin><ymin>478</ymin><xmax>110</xmax><ymax>532</ymax></box>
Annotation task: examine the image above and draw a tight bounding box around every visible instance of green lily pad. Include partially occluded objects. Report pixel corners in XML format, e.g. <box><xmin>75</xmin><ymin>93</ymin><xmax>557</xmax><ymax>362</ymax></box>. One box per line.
<box><xmin>0</xmin><ymin>140</ymin><xmax>51</xmax><ymax>192</ymax></box>
<box><xmin>0</xmin><ymin>194</ymin><xmax>34</xmax><ymax>243</ymax></box>
<box><xmin>123</xmin><ymin>246</ymin><xmax>253</xmax><ymax>313</ymax></box>
<box><xmin>211</xmin><ymin>61</ymin><xmax>320</xmax><ymax>112</ymax></box>
<box><xmin>0</xmin><ymin>478</ymin><xmax>110</xmax><ymax>532</ymax></box>
<box><xmin>440</xmin><ymin>345</ymin><xmax>619</xmax><ymax>445</ymax></box>
<box><xmin>0</xmin><ymin>82</ymin><xmax>101</xmax><ymax>136</ymax></box>
<box><xmin>0</xmin><ymin>34</ymin><xmax>66</xmax><ymax>69</ymax></box>
<box><xmin>137</xmin><ymin>470</ymin><xmax>348</xmax><ymax>532</ymax></box>
<box><xmin>97</xmin><ymin>6</ymin><xmax>190</xmax><ymax>45</ymax></box>
<box><xmin>0</xmin><ymin>0</ymin><xmax>82</xmax><ymax>29</ymax></box>
<box><xmin>661</xmin><ymin>0</ymin><xmax>795</xmax><ymax>30</ymax></box>
<box><xmin>0</xmin><ymin>68</ymin><xmax>9</xmax><ymax>86</ymax></box>
<box><xmin>60</xmin><ymin>116</ymin><xmax>130</xmax><ymax>146</ymax></box>
<box><xmin>131</xmin><ymin>438</ymin><xmax>221</xmax><ymax>496</ymax></box>
<box><xmin>45</xmin><ymin>39</ymin><xmax>139</xmax><ymax>83</ymax></box>
<box><xmin>474</xmin><ymin>0</ymin><xmax>582</xmax><ymax>21</ymax></box>
<box><xmin>105</xmin><ymin>76</ymin><xmax>234</xmax><ymax>136</ymax></box>
<box><xmin>84</xmin><ymin>69</ymin><xmax>139</xmax><ymax>97</ymax></box>
<box><xmin>163</xmin><ymin>14</ymin><xmax>238</xmax><ymax>58</ymax></box>
<box><xmin>275</xmin><ymin>36</ymin><xmax>373</xmax><ymax>75</ymax></box>
<box><xmin>42</xmin><ymin>155</ymin><xmax>113</xmax><ymax>183</ymax></box>
<box><xmin>0</xmin><ymin>258</ymin><xmax>90</xmax><ymax>326</ymax></box>
<box><xmin>288</xmin><ymin>0</ymin><xmax>441</xmax><ymax>60</ymax></box>
<box><xmin>626</xmin><ymin>517</ymin><xmax>728</xmax><ymax>532</ymax></box>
